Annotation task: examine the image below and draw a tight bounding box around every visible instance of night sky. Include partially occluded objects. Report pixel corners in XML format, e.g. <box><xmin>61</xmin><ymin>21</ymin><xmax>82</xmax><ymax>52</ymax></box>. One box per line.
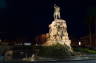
<box><xmin>0</xmin><ymin>0</ymin><xmax>96</xmax><ymax>40</ymax></box>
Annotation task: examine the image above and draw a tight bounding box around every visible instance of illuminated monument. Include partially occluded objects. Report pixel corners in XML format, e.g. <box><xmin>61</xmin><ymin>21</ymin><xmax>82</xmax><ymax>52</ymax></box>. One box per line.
<box><xmin>43</xmin><ymin>4</ymin><xmax>73</xmax><ymax>52</ymax></box>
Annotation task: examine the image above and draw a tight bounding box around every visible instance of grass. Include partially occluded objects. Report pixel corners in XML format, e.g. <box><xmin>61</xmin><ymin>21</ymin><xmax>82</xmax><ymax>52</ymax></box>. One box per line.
<box><xmin>73</xmin><ymin>47</ymin><xmax>96</xmax><ymax>54</ymax></box>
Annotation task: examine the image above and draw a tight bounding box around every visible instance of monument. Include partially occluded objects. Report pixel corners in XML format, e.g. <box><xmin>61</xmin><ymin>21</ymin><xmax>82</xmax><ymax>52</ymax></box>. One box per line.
<box><xmin>43</xmin><ymin>4</ymin><xmax>73</xmax><ymax>53</ymax></box>
<box><xmin>53</xmin><ymin>4</ymin><xmax>61</xmax><ymax>19</ymax></box>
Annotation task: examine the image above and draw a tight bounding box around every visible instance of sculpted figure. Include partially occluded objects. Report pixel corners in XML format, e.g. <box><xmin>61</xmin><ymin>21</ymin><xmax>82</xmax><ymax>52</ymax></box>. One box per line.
<box><xmin>53</xmin><ymin>4</ymin><xmax>61</xmax><ymax>19</ymax></box>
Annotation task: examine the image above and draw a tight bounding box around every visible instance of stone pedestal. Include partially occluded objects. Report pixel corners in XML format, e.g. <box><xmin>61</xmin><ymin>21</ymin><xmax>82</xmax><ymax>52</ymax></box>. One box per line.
<box><xmin>43</xmin><ymin>19</ymin><xmax>73</xmax><ymax>52</ymax></box>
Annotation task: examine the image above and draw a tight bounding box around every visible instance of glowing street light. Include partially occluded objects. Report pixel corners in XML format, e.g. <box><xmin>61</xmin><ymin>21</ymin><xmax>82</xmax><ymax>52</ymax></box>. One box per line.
<box><xmin>79</xmin><ymin>41</ymin><xmax>81</xmax><ymax>46</ymax></box>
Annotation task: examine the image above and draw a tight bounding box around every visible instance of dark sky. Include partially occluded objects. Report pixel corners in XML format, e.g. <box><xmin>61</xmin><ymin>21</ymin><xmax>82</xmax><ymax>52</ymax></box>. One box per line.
<box><xmin>0</xmin><ymin>0</ymin><xmax>96</xmax><ymax>40</ymax></box>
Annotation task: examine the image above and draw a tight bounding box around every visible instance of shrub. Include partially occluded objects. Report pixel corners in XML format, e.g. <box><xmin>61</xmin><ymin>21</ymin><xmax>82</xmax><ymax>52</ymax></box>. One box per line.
<box><xmin>38</xmin><ymin>43</ymin><xmax>74</xmax><ymax>59</ymax></box>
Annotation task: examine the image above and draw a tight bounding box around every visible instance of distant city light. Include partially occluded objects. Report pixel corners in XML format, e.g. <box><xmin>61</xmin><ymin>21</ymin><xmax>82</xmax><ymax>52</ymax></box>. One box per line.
<box><xmin>24</xmin><ymin>43</ymin><xmax>31</xmax><ymax>46</ymax></box>
<box><xmin>79</xmin><ymin>41</ymin><xmax>81</xmax><ymax>46</ymax></box>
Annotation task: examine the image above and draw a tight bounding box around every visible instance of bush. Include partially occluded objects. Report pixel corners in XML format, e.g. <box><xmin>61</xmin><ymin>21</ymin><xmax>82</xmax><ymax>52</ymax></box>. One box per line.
<box><xmin>38</xmin><ymin>43</ymin><xmax>74</xmax><ymax>59</ymax></box>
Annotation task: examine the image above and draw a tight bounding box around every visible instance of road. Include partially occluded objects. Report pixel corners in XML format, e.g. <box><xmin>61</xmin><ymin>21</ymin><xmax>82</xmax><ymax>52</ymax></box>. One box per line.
<box><xmin>39</xmin><ymin>60</ymin><xmax>96</xmax><ymax>63</ymax></box>
<box><xmin>36</xmin><ymin>60</ymin><xmax>96</xmax><ymax>63</ymax></box>
<box><xmin>1</xmin><ymin>60</ymin><xmax>96</xmax><ymax>63</ymax></box>
<box><xmin>1</xmin><ymin>55</ymin><xmax>96</xmax><ymax>63</ymax></box>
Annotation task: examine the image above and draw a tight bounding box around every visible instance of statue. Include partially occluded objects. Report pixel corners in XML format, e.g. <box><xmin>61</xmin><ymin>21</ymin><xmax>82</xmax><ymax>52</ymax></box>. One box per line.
<box><xmin>53</xmin><ymin>4</ymin><xmax>61</xmax><ymax>19</ymax></box>
<box><xmin>42</xmin><ymin>4</ymin><xmax>73</xmax><ymax>56</ymax></box>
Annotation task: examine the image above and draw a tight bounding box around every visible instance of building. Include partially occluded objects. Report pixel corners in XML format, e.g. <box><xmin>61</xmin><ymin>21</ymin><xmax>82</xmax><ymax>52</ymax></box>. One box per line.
<box><xmin>80</xmin><ymin>34</ymin><xmax>96</xmax><ymax>48</ymax></box>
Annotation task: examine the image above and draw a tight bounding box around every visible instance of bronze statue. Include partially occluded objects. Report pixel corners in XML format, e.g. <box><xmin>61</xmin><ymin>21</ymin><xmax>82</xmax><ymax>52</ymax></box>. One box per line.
<box><xmin>53</xmin><ymin>4</ymin><xmax>61</xmax><ymax>19</ymax></box>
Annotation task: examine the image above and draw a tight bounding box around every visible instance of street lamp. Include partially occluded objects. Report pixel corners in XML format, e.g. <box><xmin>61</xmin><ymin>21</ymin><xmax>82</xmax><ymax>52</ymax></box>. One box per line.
<box><xmin>79</xmin><ymin>41</ymin><xmax>81</xmax><ymax>46</ymax></box>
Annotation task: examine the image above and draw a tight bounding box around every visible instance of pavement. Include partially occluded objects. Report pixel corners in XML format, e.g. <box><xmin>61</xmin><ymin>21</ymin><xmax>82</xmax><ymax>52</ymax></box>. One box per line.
<box><xmin>35</xmin><ymin>60</ymin><xmax>96</xmax><ymax>63</ymax></box>
<box><xmin>1</xmin><ymin>60</ymin><xmax>96</xmax><ymax>63</ymax></box>
<box><xmin>1</xmin><ymin>55</ymin><xmax>96</xmax><ymax>63</ymax></box>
